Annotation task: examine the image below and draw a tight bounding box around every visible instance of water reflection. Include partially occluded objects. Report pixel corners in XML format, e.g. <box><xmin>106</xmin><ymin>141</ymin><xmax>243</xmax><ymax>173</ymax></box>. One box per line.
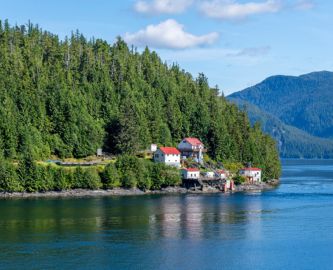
<box><xmin>0</xmin><ymin>193</ymin><xmax>268</xmax><ymax>246</ymax></box>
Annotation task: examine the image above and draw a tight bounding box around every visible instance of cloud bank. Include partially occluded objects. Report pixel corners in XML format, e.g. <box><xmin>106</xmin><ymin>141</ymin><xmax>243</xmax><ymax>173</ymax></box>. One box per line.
<box><xmin>124</xmin><ymin>19</ymin><xmax>219</xmax><ymax>49</ymax></box>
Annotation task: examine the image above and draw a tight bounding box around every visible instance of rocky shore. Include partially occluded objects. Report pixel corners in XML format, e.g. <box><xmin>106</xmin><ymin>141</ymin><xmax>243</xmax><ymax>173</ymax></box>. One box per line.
<box><xmin>0</xmin><ymin>180</ymin><xmax>279</xmax><ymax>199</ymax></box>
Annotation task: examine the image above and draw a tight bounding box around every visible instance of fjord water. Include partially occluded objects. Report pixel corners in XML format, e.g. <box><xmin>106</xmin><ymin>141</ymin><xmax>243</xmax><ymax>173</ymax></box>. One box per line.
<box><xmin>1</xmin><ymin>160</ymin><xmax>333</xmax><ymax>270</ymax></box>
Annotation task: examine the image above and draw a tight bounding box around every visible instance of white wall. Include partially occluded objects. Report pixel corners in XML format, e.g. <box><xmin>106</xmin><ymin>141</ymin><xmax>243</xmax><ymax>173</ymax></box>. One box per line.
<box><xmin>182</xmin><ymin>170</ymin><xmax>200</xmax><ymax>179</ymax></box>
<box><xmin>154</xmin><ymin>149</ymin><xmax>180</xmax><ymax>167</ymax></box>
<box><xmin>240</xmin><ymin>170</ymin><xmax>262</xmax><ymax>182</ymax></box>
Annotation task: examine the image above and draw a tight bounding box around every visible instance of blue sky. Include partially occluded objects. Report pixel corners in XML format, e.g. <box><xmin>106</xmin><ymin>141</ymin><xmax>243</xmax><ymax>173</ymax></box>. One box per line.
<box><xmin>0</xmin><ymin>0</ymin><xmax>332</xmax><ymax>94</ymax></box>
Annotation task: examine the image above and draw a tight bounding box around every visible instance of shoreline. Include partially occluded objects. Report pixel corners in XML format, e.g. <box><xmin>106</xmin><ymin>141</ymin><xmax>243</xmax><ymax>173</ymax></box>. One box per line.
<box><xmin>0</xmin><ymin>180</ymin><xmax>279</xmax><ymax>199</ymax></box>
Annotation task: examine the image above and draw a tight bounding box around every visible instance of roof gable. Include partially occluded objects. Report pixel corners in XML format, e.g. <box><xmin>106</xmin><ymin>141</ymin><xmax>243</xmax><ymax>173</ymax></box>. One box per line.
<box><xmin>184</xmin><ymin>137</ymin><xmax>203</xmax><ymax>146</ymax></box>
<box><xmin>183</xmin><ymin>168</ymin><xmax>200</xmax><ymax>172</ymax></box>
<box><xmin>159</xmin><ymin>147</ymin><xmax>180</xmax><ymax>155</ymax></box>
<box><xmin>241</xmin><ymin>168</ymin><xmax>262</xmax><ymax>171</ymax></box>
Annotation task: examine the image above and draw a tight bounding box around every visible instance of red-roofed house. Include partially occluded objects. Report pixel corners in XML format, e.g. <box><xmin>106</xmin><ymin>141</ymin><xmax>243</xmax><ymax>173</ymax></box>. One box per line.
<box><xmin>154</xmin><ymin>147</ymin><xmax>181</xmax><ymax>167</ymax></box>
<box><xmin>239</xmin><ymin>168</ymin><xmax>262</xmax><ymax>183</ymax></box>
<box><xmin>181</xmin><ymin>168</ymin><xmax>200</xmax><ymax>179</ymax></box>
<box><xmin>178</xmin><ymin>137</ymin><xmax>205</xmax><ymax>163</ymax></box>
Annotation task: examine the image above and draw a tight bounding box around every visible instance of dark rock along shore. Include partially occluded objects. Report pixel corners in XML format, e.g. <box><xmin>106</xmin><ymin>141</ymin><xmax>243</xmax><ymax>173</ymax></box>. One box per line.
<box><xmin>0</xmin><ymin>180</ymin><xmax>279</xmax><ymax>199</ymax></box>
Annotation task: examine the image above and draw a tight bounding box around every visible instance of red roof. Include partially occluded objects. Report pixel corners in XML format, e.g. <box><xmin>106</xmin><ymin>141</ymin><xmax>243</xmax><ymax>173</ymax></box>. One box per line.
<box><xmin>241</xmin><ymin>168</ymin><xmax>262</xmax><ymax>171</ymax></box>
<box><xmin>184</xmin><ymin>137</ymin><xmax>203</xmax><ymax>146</ymax></box>
<box><xmin>159</xmin><ymin>147</ymin><xmax>180</xmax><ymax>155</ymax></box>
<box><xmin>183</xmin><ymin>168</ymin><xmax>200</xmax><ymax>172</ymax></box>
<box><xmin>216</xmin><ymin>170</ymin><xmax>226</xmax><ymax>174</ymax></box>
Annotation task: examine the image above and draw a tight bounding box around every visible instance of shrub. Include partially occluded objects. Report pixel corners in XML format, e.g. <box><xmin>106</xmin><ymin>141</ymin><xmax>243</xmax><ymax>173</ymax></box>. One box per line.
<box><xmin>101</xmin><ymin>163</ymin><xmax>121</xmax><ymax>189</ymax></box>
<box><xmin>0</xmin><ymin>160</ymin><xmax>23</xmax><ymax>192</ymax></box>
<box><xmin>233</xmin><ymin>175</ymin><xmax>246</xmax><ymax>185</ymax></box>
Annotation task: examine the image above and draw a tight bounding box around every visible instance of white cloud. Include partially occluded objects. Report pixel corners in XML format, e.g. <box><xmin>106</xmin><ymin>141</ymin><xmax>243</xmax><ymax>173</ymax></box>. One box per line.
<box><xmin>294</xmin><ymin>0</ymin><xmax>314</xmax><ymax>10</ymax></box>
<box><xmin>199</xmin><ymin>0</ymin><xmax>282</xmax><ymax>20</ymax></box>
<box><xmin>124</xmin><ymin>19</ymin><xmax>219</xmax><ymax>49</ymax></box>
<box><xmin>227</xmin><ymin>46</ymin><xmax>271</xmax><ymax>57</ymax></box>
<box><xmin>134</xmin><ymin>0</ymin><xmax>193</xmax><ymax>14</ymax></box>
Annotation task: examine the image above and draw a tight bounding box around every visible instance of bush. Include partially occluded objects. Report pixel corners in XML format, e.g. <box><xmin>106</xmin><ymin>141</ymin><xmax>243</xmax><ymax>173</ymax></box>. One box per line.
<box><xmin>163</xmin><ymin>167</ymin><xmax>181</xmax><ymax>186</ymax></box>
<box><xmin>73</xmin><ymin>167</ymin><xmax>102</xmax><ymax>189</ymax></box>
<box><xmin>233</xmin><ymin>175</ymin><xmax>246</xmax><ymax>185</ymax></box>
<box><xmin>122</xmin><ymin>171</ymin><xmax>137</xmax><ymax>188</ymax></box>
<box><xmin>101</xmin><ymin>163</ymin><xmax>121</xmax><ymax>189</ymax></box>
<box><xmin>53</xmin><ymin>168</ymin><xmax>71</xmax><ymax>191</ymax></box>
<box><xmin>0</xmin><ymin>160</ymin><xmax>23</xmax><ymax>192</ymax></box>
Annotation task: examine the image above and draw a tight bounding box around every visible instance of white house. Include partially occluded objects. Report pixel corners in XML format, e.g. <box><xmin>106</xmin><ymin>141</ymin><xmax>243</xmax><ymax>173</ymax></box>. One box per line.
<box><xmin>239</xmin><ymin>168</ymin><xmax>262</xmax><ymax>183</ymax></box>
<box><xmin>181</xmin><ymin>168</ymin><xmax>200</xmax><ymax>179</ymax></box>
<box><xmin>177</xmin><ymin>137</ymin><xmax>205</xmax><ymax>163</ymax></box>
<box><xmin>215</xmin><ymin>169</ymin><xmax>228</xmax><ymax>180</ymax></box>
<box><xmin>153</xmin><ymin>147</ymin><xmax>181</xmax><ymax>167</ymax></box>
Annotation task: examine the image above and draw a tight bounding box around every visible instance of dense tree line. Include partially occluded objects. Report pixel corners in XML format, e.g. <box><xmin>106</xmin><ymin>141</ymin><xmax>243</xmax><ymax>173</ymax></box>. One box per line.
<box><xmin>0</xmin><ymin>20</ymin><xmax>280</xmax><ymax>190</ymax></box>
<box><xmin>0</xmin><ymin>155</ymin><xmax>181</xmax><ymax>192</ymax></box>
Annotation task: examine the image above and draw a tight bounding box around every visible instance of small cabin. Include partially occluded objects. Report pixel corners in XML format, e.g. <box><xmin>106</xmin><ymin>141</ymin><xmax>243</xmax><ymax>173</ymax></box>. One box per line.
<box><xmin>239</xmin><ymin>168</ymin><xmax>262</xmax><ymax>183</ymax></box>
<box><xmin>181</xmin><ymin>168</ymin><xmax>200</xmax><ymax>179</ymax></box>
<box><xmin>154</xmin><ymin>147</ymin><xmax>181</xmax><ymax>168</ymax></box>
<box><xmin>150</xmin><ymin>144</ymin><xmax>157</xmax><ymax>152</ymax></box>
<box><xmin>215</xmin><ymin>169</ymin><xmax>228</xmax><ymax>180</ymax></box>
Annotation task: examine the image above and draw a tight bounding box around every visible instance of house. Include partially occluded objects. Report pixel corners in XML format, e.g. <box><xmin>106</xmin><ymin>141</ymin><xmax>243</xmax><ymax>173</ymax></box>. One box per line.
<box><xmin>239</xmin><ymin>167</ymin><xmax>262</xmax><ymax>183</ymax></box>
<box><xmin>181</xmin><ymin>168</ymin><xmax>200</xmax><ymax>179</ymax></box>
<box><xmin>153</xmin><ymin>147</ymin><xmax>181</xmax><ymax>167</ymax></box>
<box><xmin>215</xmin><ymin>169</ymin><xmax>228</xmax><ymax>180</ymax></box>
<box><xmin>177</xmin><ymin>137</ymin><xmax>205</xmax><ymax>163</ymax></box>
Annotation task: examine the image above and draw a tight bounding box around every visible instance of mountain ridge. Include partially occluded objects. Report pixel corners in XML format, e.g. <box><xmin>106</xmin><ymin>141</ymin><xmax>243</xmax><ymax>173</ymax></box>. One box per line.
<box><xmin>228</xmin><ymin>71</ymin><xmax>333</xmax><ymax>158</ymax></box>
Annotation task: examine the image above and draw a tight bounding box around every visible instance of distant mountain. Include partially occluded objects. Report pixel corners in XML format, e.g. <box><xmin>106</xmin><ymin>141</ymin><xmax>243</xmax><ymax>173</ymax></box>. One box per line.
<box><xmin>228</xmin><ymin>71</ymin><xmax>333</xmax><ymax>158</ymax></box>
<box><xmin>228</xmin><ymin>99</ymin><xmax>333</xmax><ymax>158</ymax></box>
<box><xmin>229</xmin><ymin>71</ymin><xmax>333</xmax><ymax>138</ymax></box>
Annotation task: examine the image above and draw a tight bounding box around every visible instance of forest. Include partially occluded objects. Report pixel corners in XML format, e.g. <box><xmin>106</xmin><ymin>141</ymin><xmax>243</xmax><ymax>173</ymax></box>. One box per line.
<box><xmin>0</xmin><ymin>20</ymin><xmax>281</xmax><ymax>192</ymax></box>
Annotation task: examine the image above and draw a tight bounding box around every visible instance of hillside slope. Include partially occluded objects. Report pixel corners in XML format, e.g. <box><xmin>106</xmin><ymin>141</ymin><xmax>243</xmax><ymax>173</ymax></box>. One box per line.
<box><xmin>0</xmin><ymin>20</ymin><xmax>280</xmax><ymax>180</ymax></box>
<box><xmin>229</xmin><ymin>98</ymin><xmax>333</xmax><ymax>158</ymax></box>
<box><xmin>229</xmin><ymin>71</ymin><xmax>333</xmax><ymax>138</ymax></box>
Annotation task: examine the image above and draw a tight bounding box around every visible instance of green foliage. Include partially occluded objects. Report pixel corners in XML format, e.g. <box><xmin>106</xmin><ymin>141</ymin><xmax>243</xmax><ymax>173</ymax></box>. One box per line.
<box><xmin>229</xmin><ymin>71</ymin><xmax>333</xmax><ymax>158</ymax></box>
<box><xmin>223</xmin><ymin>162</ymin><xmax>243</xmax><ymax>174</ymax></box>
<box><xmin>0</xmin><ymin>20</ymin><xmax>281</xmax><ymax>192</ymax></box>
<box><xmin>230</xmin><ymin>98</ymin><xmax>333</xmax><ymax>159</ymax></box>
<box><xmin>0</xmin><ymin>159</ymin><xmax>22</xmax><ymax>192</ymax></box>
<box><xmin>101</xmin><ymin>163</ymin><xmax>121</xmax><ymax>189</ymax></box>
<box><xmin>53</xmin><ymin>167</ymin><xmax>71</xmax><ymax>191</ymax></box>
<box><xmin>73</xmin><ymin>167</ymin><xmax>101</xmax><ymax>189</ymax></box>
<box><xmin>233</xmin><ymin>175</ymin><xmax>246</xmax><ymax>185</ymax></box>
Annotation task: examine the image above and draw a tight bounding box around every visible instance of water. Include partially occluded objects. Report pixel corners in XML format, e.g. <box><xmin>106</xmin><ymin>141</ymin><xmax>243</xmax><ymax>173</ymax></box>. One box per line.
<box><xmin>1</xmin><ymin>160</ymin><xmax>333</xmax><ymax>270</ymax></box>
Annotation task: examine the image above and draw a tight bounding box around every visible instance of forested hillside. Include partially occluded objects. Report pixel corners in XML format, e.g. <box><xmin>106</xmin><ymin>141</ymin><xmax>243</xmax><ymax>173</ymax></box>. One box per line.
<box><xmin>229</xmin><ymin>99</ymin><xmax>333</xmax><ymax>158</ymax></box>
<box><xmin>0</xmin><ymin>20</ymin><xmax>280</xmax><ymax>181</ymax></box>
<box><xmin>229</xmin><ymin>71</ymin><xmax>333</xmax><ymax>138</ymax></box>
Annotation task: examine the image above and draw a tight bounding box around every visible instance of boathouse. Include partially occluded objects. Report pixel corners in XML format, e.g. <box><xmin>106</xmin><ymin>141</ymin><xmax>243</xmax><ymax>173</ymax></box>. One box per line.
<box><xmin>239</xmin><ymin>167</ymin><xmax>262</xmax><ymax>183</ymax></box>
<box><xmin>181</xmin><ymin>168</ymin><xmax>200</xmax><ymax>179</ymax></box>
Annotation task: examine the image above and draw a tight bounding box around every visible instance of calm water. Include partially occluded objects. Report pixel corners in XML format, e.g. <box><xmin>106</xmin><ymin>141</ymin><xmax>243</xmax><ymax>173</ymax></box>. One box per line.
<box><xmin>1</xmin><ymin>160</ymin><xmax>333</xmax><ymax>270</ymax></box>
